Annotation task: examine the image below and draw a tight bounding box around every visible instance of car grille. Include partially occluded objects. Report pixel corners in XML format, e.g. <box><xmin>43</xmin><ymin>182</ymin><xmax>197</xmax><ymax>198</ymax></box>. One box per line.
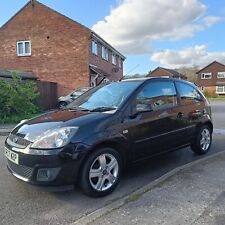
<box><xmin>7</xmin><ymin>134</ymin><xmax>31</xmax><ymax>148</ymax></box>
<box><xmin>7</xmin><ymin>160</ymin><xmax>34</xmax><ymax>179</ymax></box>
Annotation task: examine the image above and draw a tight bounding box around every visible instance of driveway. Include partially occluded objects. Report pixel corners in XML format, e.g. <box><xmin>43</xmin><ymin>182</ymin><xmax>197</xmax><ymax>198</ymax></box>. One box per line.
<box><xmin>0</xmin><ymin>101</ymin><xmax>224</xmax><ymax>225</ymax></box>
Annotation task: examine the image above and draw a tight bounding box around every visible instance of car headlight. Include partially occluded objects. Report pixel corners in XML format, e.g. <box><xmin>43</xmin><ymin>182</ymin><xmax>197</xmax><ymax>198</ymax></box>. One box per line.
<box><xmin>31</xmin><ymin>127</ymin><xmax>78</xmax><ymax>149</ymax></box>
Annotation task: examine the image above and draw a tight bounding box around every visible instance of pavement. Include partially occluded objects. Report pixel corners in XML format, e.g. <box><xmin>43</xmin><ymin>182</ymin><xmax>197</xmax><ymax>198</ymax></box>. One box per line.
<box><xmin>0</xmin><ymin>124</ymin><xmax>15</xmax><ymax>136</ymax></box>
<box><xmin>90</xmin><ymin>152</ymin><xmax>225</xmax><ymax>225</ymax></box>
<box><xmin>0</xmin><ymin>101</ymin><xmax>224</xmax><ymax>225</ymax></box>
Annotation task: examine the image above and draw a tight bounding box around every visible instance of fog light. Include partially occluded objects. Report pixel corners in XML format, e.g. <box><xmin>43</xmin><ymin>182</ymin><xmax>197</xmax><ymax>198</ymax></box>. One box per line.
<box><xmin>37</xmin><ymin>168</ymin><xmax>60</xmax><ymax>182</ymax></box>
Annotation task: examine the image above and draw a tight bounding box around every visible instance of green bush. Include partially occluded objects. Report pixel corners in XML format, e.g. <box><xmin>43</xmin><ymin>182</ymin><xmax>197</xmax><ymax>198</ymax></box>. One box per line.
<box><xmin>0</xmin><ymin>72</ymin><xmax>40</xmax><ymax>123</ymax></box>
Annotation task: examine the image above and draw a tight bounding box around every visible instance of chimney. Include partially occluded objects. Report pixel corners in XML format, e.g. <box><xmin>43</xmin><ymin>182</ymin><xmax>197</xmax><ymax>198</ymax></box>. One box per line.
<box><xmin>31</xmin><ymin>0</ymin><xmax>35</xmax><ymax>7</ymax></box>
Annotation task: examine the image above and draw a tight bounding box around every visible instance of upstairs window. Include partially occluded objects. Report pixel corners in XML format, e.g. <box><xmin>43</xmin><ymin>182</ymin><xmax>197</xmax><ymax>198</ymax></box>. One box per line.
<box><xmin>17</xmin><ymin>41</ymin><xmax>31</xmax><ymax>56</ymax></box>
<box><xmin>102</xmin><ymin>46</ymin><xmax>108</xmax><ymax>61</ymax></box>
<box><xmin>92</xmin><ymin>40</ymin><xmax>98</xmax><ymax>55</ymax></box>
<box><xmin>217</xmin><ymin>72</ymin><xmax>225</xmax><ymax>79</ymax></box>
<box><xmin>118</xmin><ymin>58</ymin><xmax>122</xmax><ymax>68</ymax></box>
<box><xmin>201</xmin><ymin>72</ymin><xmax>212</xmax><ymax>79</ymax></box>
<box><xmin>112</xmin><ymin>54</ymin><xmax>117</xmax><ymax>65</ymax></box>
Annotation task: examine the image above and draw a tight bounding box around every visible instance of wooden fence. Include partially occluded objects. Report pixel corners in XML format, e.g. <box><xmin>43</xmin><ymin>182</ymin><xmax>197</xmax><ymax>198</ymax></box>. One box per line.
<box><xmin>36</xmin><ymin>81</ymin><xmax>57</xmax><ymax>110</ymax></box>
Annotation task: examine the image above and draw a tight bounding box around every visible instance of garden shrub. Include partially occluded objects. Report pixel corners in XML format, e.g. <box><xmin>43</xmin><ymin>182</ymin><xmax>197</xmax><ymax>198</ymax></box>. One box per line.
<box><xmin>0</xmin><ymin>72</ymin><xmax>40</xmax><ymax>123</ymax></box>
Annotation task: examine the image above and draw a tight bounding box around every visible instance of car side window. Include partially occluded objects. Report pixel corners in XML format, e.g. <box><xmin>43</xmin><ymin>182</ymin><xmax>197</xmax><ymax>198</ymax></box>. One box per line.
<box><xmin>176</xmin><ymin>82</ymin><xmax>202</xmax><ymax>105</ymax></box>
<box><xmin>135</xmin><ymin>81</ymin><xmax>178</xmax><ymax>112</ymax></box>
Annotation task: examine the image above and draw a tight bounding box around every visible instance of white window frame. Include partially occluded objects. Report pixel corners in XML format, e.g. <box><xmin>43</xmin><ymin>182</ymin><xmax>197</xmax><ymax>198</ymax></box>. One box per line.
<box><xmin>201</xmin><ymin>72</ymin><xmax>212</xmax><ymax>79</ymax></box>
<box><xmin>217</xmin><ymin>72</ymin><xmax>225</xmax><ymax>79</ymax></box>
<box><xmin>102</xmin><ymin>46</ymin><xmax>108</xmax><ymax>61</ymax></box>
<box><xmin>112</xmin><ymin>53</ymin><xmax>117</xmax><ymax>65</ymax></box>
<box><xmin>216</xmin><ymin>86</ymin><xmax>225</xmax><ymax>94</ymax></box>
<box><xmin>17</xmin><ymin>41</ymin><xmax>31</xmax><ymax>56</ymax></box>
<box><xmin>91</xmin><ymin>40</ymin><xmax>98</xmax><ymax>55</ymax></box>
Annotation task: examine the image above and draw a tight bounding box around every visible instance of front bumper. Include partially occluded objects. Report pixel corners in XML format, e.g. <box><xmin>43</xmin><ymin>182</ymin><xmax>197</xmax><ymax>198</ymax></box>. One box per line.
<box><xmin>5</xmin><ymin>141</ymin><xmax>89</xmax><ymax>188</ymax></box>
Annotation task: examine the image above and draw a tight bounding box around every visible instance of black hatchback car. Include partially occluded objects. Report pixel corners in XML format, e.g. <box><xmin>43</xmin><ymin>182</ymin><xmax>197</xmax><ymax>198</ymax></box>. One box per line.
<box><xmin>4</xmin><ymin>78</ymin><xmax>213</xmax><ymax>197</ymax></box>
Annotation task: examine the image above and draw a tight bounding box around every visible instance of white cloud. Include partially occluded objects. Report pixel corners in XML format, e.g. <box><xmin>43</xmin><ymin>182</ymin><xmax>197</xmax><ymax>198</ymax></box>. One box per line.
<box><xmin>151</xmin><ymin>45</ymin><xmax>225</xmax><ymax>68</ymax></box>
<box><xmin>92</xmin><ymin>0</ymin><xmax>206</xmax><ymax>54</ymax></box>
<box><xmin>202</xmin><ymin>16</ymin><xmax>222</xmax><ymax>27</ymax></box>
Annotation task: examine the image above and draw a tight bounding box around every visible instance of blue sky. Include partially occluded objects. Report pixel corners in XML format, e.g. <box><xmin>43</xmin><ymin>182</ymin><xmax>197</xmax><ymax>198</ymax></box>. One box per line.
<box><xmin>0</xmin><ymin>0</ymin><xmax>225</xmax><ymax>75</ymax></box>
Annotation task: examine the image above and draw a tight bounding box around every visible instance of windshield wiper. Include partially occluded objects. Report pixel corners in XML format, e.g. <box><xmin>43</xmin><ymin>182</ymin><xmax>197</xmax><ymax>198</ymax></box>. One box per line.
<box><xmin>90</xmin><ymin>107</ymin><xmax>117</xmax><ymax>112</ymax></box>
<box><xmin>66</xmin><ymin>106</ymin><xmax>90</xmax><ymax>111</ymax></box>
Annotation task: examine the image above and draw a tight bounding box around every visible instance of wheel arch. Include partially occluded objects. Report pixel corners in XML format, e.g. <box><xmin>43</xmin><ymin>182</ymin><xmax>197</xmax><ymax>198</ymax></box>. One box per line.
<box><xmin>202</xmin><ymin>120</ymin><xmax>213</xmax><ymax>132</ymax></box>
<box><xmin>77</xmin><ymin>140</ymin><xmax>129</xmax><ymax>184</ymax></box>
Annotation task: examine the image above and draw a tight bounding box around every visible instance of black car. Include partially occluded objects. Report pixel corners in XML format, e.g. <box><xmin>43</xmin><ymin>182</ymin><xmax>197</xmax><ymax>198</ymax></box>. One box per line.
<box><xmin>4</xmin><ymin>78</ymin><xmax>213</xmax><ymax>197</ymax></box>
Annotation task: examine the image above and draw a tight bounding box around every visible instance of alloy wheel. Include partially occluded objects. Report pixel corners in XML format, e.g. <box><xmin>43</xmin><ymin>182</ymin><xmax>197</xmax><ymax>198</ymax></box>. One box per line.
<box><xmin>200</xmin><ymin>128</ymin><xmax>211</xmax><ymax>151</ymax></box>
<box><xmin>89</xmin><ymin>153</ymin><xmax>119</xmax><ymax>192</ymax></box>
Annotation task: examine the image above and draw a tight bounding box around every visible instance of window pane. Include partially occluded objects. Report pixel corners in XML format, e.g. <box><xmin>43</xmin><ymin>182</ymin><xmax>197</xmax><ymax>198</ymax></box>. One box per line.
<box><xmin>218</xmin><ymin>72</ymin><xmax>225</xmax><ymax>78</ymax></box>
<box><xmin>136</xmin><ymin>81</ymin><xmax>177</xmax><ymax>111</ymax></box>
<box><xmin>102</xmin><ymin>46</ymin><xmax>105</xmax><ymax>59</ymax></box>
<box><xmin>118</xmin><ymin>58</ymin><xmax>122</xmax><ymax>68</ymax></box>
<box><xmin>25</xmin><ymin>42</ymin><xmax>30</xmax><ymax>54</ymax></box>
<box><xmin>112</xmin><ymin>54</ymin><xmax>116</xmax><ymax>65</ymax></box>
<box><xmin>201</xmin><ymin>73</ymin><xmax>211</xmax><ymax>79</ymax></box>
<box><xmin>17</xmin><ymin>43</ymin><xmax>23</xmax><ymax>55</ymax></box>
<box><xmin>102</xmin><ymin>46</ymin><xmax>108</xmax><ymax>61</ymax></box>
<box><xmin>217</xmin><ymin>86</ymin><xmax>225</xmax><ymax>93</ymax></box>
<box><xmin>92</xmin><ymin>40</ymin><xmax>97</xmax><ymax>55</ymax></box>
<box><xmin>105</xmin><ymin>48</ymin><xmax>108</xmax><ymax>61</ymax></box>
<box><xmin>176</xmin><ymin>82</ymin><xmax>202</xmax><ymax>105</ymax></box>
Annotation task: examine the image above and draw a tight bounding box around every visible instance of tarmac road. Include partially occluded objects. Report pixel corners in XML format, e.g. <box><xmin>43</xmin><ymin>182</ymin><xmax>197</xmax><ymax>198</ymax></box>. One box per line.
<box><xmin>0</xmin><ymin>101</ymin><xmax>224</xmax><ymax>225</ymax></box>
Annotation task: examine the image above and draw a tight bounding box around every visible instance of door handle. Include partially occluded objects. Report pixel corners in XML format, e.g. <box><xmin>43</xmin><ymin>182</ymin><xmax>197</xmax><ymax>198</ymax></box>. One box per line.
<box><xmin>177</xmin><ymin>112</ymin><xmax>183</xmax><ymax>119</ymax></box>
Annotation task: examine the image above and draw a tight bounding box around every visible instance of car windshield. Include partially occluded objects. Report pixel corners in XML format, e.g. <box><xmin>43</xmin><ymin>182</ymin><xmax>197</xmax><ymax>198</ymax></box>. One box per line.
<box><xmin>67</xmin><ymin>81</ymin><xmax>141</xmax><ymax>111</ymax></box>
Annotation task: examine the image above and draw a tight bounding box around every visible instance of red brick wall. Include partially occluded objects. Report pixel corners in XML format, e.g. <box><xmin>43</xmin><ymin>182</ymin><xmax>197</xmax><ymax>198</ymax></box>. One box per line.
<box><xmin>147</xmin><ymin>68</ymin><xmax>172</xmax><ymax>78</ymax></box>
<box><xmin>89</xmin><ymin>41</ymin><xmax>123</xmax><ymax>81</ymax></box>
<box><xmin>197</xmin><ymin>62</ymin><xmax>225</xmax><ymax>87</ymax></box>
<box><xmin>0</xmin><ymin>2</ymin><xmax>91</xmax><ymax>96</ymax></box>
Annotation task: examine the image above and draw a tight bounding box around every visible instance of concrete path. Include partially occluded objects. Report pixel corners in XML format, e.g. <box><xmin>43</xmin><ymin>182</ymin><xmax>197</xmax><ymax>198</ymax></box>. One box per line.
<box><xmin>0</xmin><ymin>124</ymin><xmax>15</xmax><ymax>136</ymax></box>
<box><xmin>90</xmin><ymin>153</ymin><xmax>225</xmax><ymax>225</ymax></box>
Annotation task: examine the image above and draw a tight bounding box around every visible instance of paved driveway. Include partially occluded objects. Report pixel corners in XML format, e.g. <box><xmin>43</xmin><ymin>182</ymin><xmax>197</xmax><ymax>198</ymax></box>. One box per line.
<box><xmin>0</xmin><ymin>101</ymin><xmax>224</xmax><ymax>225</ymax></box>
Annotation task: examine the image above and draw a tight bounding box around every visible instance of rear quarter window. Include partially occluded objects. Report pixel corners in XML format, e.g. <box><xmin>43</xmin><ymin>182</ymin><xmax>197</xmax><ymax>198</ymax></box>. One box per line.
<box><xmin>176</xmin><ymin>82</ymin><xmax>202</xmax><ymax>105</ymax></box>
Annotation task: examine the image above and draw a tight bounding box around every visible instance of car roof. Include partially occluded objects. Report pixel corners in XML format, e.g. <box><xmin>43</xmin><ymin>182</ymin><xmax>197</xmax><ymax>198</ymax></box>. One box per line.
<box><xmin>121</xmin><ymin>77</ymin><xmax>196</xmax><ymax>87</ymax></box>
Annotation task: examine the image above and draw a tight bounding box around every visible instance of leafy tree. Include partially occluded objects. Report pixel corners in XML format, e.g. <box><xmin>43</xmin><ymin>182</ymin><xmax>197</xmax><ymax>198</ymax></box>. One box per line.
<box><xmin>175</xmin><ymin>66</ymin><xmax>199</xmax><ymax>83</ymax></box>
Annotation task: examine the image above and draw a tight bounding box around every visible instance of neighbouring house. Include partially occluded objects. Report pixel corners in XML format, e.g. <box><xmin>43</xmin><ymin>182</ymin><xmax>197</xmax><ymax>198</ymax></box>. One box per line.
<box><xmin>147</xmin><ymin>67</ymin><xmax>187</xmax><ymax>80</ymax></box>
<box><xmin>0</xmin><ymin>0</ymin><xmax>125</xmax><ymax>98</ymax></box>
<box><xmin>196</xmin><ymin>61</ymin><xmax>225</xmax><ymax>96</ymax></box>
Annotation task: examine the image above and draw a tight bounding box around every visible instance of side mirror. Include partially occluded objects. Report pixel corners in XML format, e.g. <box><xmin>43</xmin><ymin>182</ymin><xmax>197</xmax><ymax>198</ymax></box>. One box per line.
<box><xmin>136</xmin><ymin>103</ymin><xmax>153</xmax><ymax>113</ymax></box>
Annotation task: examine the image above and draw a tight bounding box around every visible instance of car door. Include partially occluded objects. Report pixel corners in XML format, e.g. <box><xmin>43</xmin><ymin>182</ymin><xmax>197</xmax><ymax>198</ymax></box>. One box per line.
<box><xmin>175</xmin><ymin>81</ymin><xmax>207</xmax><ymax>142</ymax></box>
<box><xmin>122</xmin><ymin>80</ymin><xmax>187</xmax><ymax>161</ymax></box>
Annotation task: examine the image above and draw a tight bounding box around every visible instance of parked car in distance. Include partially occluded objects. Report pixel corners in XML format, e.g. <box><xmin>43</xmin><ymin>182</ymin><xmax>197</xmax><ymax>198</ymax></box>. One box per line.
<box><xmin>58</xmin><ymin>87</ymin><xmax>92</xmax><ymax>108</ymax></box>
<box><xmin>4</xmin><ymin>78</ymin><xmax>213</xmax><ymax>197</ymax></box>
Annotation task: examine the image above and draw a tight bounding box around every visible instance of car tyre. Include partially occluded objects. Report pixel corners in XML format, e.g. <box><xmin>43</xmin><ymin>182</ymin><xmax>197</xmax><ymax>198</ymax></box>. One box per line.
<box><xmin>80</xmin><ymin>147</ymin><xmax>122</xmax><ymax>197</ymax></box>
<box><xmin>59</xmin><ymin>101</ymin><xmax>67</xmax><ymax>108</ymax></box>
<box><xmin>191</xmin><ymin>125</ymin><xmax>212</xmax><ymax>155</ymax></box>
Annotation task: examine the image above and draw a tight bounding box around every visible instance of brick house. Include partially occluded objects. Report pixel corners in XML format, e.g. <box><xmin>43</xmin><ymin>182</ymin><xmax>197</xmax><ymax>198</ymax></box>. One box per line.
<box><xmin>0</xmin><ymin>0</ymin><xmax>125</xmax><ymax>96</ymax></box>
<box><xmin>147</xmin><ymin>67</ymin><xmax>187</xmax><ymax>80</ymax></box>
<box><xmin>196</xmin><ymin>61</ymin><xmax>225</xmax><ymax>96</ymax></box>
